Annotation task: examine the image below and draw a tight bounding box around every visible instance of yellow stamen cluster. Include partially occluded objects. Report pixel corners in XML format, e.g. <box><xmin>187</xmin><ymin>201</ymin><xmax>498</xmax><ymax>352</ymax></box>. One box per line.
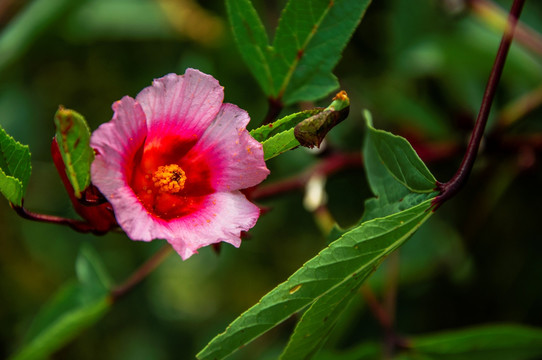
<box><xmin>152</xmin><ymin>164</ymin><xmax>186</xmax><ymax>193</ymax></box>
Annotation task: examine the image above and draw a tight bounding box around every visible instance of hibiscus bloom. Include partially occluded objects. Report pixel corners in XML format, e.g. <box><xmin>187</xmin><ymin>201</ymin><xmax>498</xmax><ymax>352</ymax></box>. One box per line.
<box><xmin>90</xmin><ymin>69</ymin><xmax>269</xmax><ymax>259</ymax></box>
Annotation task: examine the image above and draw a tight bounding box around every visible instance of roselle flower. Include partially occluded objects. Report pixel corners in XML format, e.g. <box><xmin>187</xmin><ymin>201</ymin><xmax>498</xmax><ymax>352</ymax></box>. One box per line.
<box><xmin>90</xmin><ymin>69</ymin><xmax>269</xmax><ymax>259</ymax></box>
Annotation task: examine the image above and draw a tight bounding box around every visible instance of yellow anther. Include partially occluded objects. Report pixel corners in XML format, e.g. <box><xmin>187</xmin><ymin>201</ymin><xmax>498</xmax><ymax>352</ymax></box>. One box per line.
<box><xmin>152</xmin><ymin>164</ymin><xmax>186</xmax><ymax>193</ymax></box>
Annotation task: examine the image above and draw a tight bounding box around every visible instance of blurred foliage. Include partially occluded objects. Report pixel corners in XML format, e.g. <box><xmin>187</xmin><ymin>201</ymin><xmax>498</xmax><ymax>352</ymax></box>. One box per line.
<box><xmin>0</xmin><ymin>0</ymin><xmax>542</xmax><ymax>359</ymax></box>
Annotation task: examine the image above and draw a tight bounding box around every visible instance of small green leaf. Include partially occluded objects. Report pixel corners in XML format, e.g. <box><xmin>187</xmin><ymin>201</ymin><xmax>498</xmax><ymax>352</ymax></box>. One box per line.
<box><xmin>10</xmin><ymin>246</ymin><xmax>112</xmax><ymax>360</ymax></box>
<box><xmin>54</xmin><ymin>107</ymin><xmax>94</xmax><ymax>198</ymax></box>
<box><xmin>257</xmin><ymin>94</ymin><xmax>350</xmax><ymax>160</ymax></box>
<box><xmin>250</xmin><ymin>109</ymin><xmax>323</xmax><ymax>143</ymax></box>
<box><xmin>0</xmin><ymin>126</ymin><xmax>31</xmax><ymax>206</ymax></box>
<box><xmin>362</xmin><ymin>111</ymin><xmax>437</xmax><ymax>222</ymax></box>
<box><xmin>406</xmin><ymin>324</ymin><xmax>542</xmax><ymax>360</ymax></box>
<box><xmin>260</xmin><ymin>91</ymin><xmax>350</xmax><ymax>160</ymax></box>
<box><xmin>262</xmin><ymin>128</ymin><xmax>300</xmax><ymax>161</ymax></box>
<box><xmin>226</xmin><ymin>0</ymin><xmax>273</xmax><ymax>95</ymax></box>
<box><xmin>365</xmin><ymin>110</ymin><xmax>436</xmax><ymax>193</ymax></box>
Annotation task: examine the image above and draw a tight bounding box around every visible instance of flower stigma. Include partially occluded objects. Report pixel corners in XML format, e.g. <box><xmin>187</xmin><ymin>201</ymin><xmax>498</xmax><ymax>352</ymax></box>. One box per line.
<box><xmin>152</xmin><ymin>164</ymin><xmax>186</xmax><ymax>193</ymax></box>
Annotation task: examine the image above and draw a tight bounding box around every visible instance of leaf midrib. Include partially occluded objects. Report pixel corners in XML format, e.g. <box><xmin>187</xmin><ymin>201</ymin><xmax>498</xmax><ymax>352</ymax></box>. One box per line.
<box><xmin>198</xmin><ymin>199</ymin><xmax>433</xmax><ymax>359</ymax></box>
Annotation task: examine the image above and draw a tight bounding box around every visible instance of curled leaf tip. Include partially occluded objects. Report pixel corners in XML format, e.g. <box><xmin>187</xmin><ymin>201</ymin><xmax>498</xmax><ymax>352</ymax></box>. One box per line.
<box><xmin>294</xmin><ymin>92</ymin><xmax>350</xmax><ymax>148</ymax></box>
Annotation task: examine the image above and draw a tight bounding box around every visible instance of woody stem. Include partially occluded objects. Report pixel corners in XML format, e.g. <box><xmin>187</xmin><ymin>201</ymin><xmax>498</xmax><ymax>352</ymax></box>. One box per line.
<box><xmin>433</xmin><ymin>0</ymin><xmax>525</xmax><ymax>207</ymax></box>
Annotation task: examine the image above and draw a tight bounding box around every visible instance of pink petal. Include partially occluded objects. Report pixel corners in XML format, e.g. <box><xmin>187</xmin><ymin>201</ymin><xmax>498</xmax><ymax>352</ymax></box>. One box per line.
<box><xmin>182</xmin><ymin>103</ymin><xmax>269</xmax><ymax>192</ymax></box>
<box><xmin>90</xmin><ymin>96</ymin><xmax>147</xmax><ymax>164</ymax></box>
<box><xmin>99</xmin><ymin>189</ymin><xmax>259</xmax><ymax>260</ymax></box>
<box><xmin>90</xmin><ymin>96</ymin><xmax>153</xmax><ymax>237</ymax></box>
<box><xmin>136</xmin><ymin>69</ymin><xmax>224</xmax><ymax>148</ymax></box>
<box><xmin>166</xmin><ymin>191</ymin><xmax>261</xmax><ymax>259</ymax></box>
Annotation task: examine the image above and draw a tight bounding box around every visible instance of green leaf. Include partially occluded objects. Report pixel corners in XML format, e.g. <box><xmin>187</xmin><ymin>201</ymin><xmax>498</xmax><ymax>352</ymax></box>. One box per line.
<box><xmin>54</xmin><ymin>107</ymin><xmax>94</xmax><ymax>198</ymax></box>
<box><xmin>250</xmin><ymin>109</ymin><xmax>323</xmax><ymax>143</ymax></box>
<box><xmin>198</xmin><ymin>110</ymin><xmax>438</xmax><ymax>360</ymax></box>
<box><xmin>197</xmin><ymin>198</ymin><xmax>435</xmax><ymax>360</ymax></box>
<box><xmin>275</xmin><ymin>0</ymin><xmax>372</xmax><ymax>104</ymax></box>
<box><xmin>10</xmin><ymin>246</ymin><xmax>112</xmax><ymax>360</ymax></box>
<box><xmin>0</xmin><ymin>125</ymin><xmax>31</xmax><ymax>206</ymax></box>
<box><xmin>279</xmin><ymin>272</ymin><xmax>364</xmax><ymax>360</ymax></box>
<box><xmin>225</xmin><ymin>0</ymin><xmax>273</xmax><ymax>95</ymax></box>
<box><xmin>406</xmin><ymin>324</ymin><xmax>542</xmax><ymax>360</ymax></box>
<box><xmin>262</xmin><ymin>128</ymin><xmax>300</xmax><ymax>161</ymax></box>
<box><xmin>365</xmin><ymin>110</ymin><xmax>436</xmax><ymax>193</ymax></box>
<box><xmin>227</xmin><ymin>0</ymin><xmax>371</xmax><ymax>104</ymax></box>
<box><xmin>257</xmin><ymin>94</ymin><xmax>349</xmax><ymax>160</ymax></box>
<box><xmin>362</xmin><ymin>111</ymin><xmax>438</xmax><ymax>222</ymax></box>
<box><xmin>278</xmin><ymin>112</ymin><xmax>436</xmax><ymax>359</ymax></box>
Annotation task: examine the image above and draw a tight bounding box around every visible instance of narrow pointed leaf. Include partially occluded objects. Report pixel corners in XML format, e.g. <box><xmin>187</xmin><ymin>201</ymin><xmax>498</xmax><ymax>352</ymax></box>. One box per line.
<box><xmin>279</xmin><ymin>272</ymin><xmax>364</xmax><ymax>360</ymax></box>
<box><xmin>0</xmin><ymin>126</ymin><xmax>31</xmax><ymax>206</ymax></box>
<box><xmin>279</xmin><ymin>111</ymin><xmax>436</xmax><ymax>359</ymax></box>
<box><xmin>197</xmin><ymin>198</ymin><xmax>435</xmax><ymax>360</ymax></box>
<box><xmin>406</xmin><ymin>324</ymin><xmax>542</xmax><ymax>360</ymax></box>
<box><xmin>262</xmin><ymin>128</ymin><xmax>300</xmax><ymax>160</ymax></box>
<box><xmin>250</xmin><ymin>109</ymin><xmax>323</xmax><ymax>143</ymax></box>
<box><xmin>54</xmin><ymin>107</ymin><xmax>94</xmax><ymax>198</ymax></box>
<box><xmin>226</xmin><ymin>0</ymin><xmax>273</xmax><ymax>95</ymax></box>
<box><xmin>258</xmin><ymin>93</ymin><xmax>349</xmax><ymax>160</ymax></box>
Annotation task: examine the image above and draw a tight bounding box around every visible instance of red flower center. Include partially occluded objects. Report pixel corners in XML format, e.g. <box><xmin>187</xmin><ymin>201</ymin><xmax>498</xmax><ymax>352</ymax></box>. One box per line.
<box><xmin>126</xmin><ymin>135</ymin><xmax>214</xmax><ymax>221</ymax></box>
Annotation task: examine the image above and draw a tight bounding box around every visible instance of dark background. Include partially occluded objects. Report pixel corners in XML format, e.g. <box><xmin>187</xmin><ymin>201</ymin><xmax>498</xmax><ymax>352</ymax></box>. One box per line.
<box><xmin>1</xmin><ymin>0</ymin><xmax>541</xmax><ymax>358</ymax></box>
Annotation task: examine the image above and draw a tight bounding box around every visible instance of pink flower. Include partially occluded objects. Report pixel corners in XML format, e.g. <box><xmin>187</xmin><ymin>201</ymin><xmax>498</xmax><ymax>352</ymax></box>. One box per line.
<box><xmin>90</xmin><ymin>69</ymin><xmax>269</xmax><ymax>259</ymax></box>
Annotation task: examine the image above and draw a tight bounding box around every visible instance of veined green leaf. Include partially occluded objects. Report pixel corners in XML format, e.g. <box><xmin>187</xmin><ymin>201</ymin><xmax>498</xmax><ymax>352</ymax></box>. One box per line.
<box><xmin>279</xmin><ymin>272</ymin><xmax>365</xmax><ymax>360</ymax></box>
<box><xmin>198</xmin><ymin>109</ymin><xmax>438</xmax><ymax>360</ymax></box>
<box><xmin>278</xmin><ymin>111</ymin><xmax>436</xmax><ymax>359</ymax></box>
<box><xmin>226</xmin><ymin>0</ymin><xmax>273</xmax><ymax>95</ymax></box>
<box><xmin>0</xmin><ymin>126</ymin><xmax>31</xmax><ymax>206</ymax></box>
<box><xmin>54</xmin><ymin>107</ymin><xmax>94</xmax><ymax>198</ymax></box>
<box><xmin>275</xmin><ymin>0</ymin><xmax>372</xmax><ymax>104</ymax></box>
<box><xmin>362</xmin><ymin>111</ymin><xmax>437</xmax><ymax>222</ymax></box>
<box><xmin>197</xmin><ymin>198</ymin><xmax>435</xmax><ymax>360</ymax></box>
<box><xmin>406</xmin><ymin>324</ymin><xmax>542</xmax><ymax>360</ymax></box>
<box><xmin>227</xmin><ymin>0</ymin><xmax>371</xmax><ymax>105</ymax></box>
<box><xmin>262</xmin><ymin>128</ymin><xmax>300</xmax><ymax>161</ymax></box>
<box><xmin>250</xmin><ymin>109</ymin><xmax>323</xmax><ymax>143</ymax></box>
<box><xmin>258</xmin><ymin>94</ymin><xmax>349</xmax><ymax>160</ymax></box>
<box><xmin>365</xmin><ymin>110</ymin><xmax>436</xmax><ymax>193</ymax></box>
<box><xmin>10</xmin><ymin>246</ymin><xmax>112</xmax><ymax>360</ymax></box>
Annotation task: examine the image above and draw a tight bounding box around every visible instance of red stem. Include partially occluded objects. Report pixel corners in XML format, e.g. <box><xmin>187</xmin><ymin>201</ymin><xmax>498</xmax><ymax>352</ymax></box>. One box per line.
<box><xmin>11</xmin><ymin>202</ymin><xmax>102</xmax><ymax>234</ymax></box>
<box><xmin>434</xmin><ymin>0</ymin><xmax>525</xmax><ymax>208</ymax></box>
